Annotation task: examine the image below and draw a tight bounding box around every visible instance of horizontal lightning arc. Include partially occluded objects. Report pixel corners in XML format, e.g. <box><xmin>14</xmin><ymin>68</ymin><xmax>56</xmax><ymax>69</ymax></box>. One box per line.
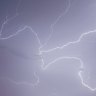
<box><xmin>41</xmin><ymin>29</ymin><xmax>96</xmax><ymax>53</ymax></box>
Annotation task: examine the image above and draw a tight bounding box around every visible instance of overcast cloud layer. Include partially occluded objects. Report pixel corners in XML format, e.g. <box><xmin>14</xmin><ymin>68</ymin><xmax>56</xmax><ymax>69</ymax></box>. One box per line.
<box><xmin>0</xmin><ymin>0</ymin><xmax>96</xmax><ymax>96</ymax></box>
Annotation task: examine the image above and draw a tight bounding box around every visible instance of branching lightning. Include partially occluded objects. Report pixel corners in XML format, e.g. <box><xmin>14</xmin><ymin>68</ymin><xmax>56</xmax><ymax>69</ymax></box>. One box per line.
<box><xmin>41</xmin><ymin>29</ymin><xmax>96</xmax><ymax>53</ymax></box>
<box><xmin>40</xmin><ymin>0</ymin><xmax>71</xmax><ymax>49</ymax></box>
<box><xmin>79</xmin><ymin>71</ymin><xmax>96</xmax><ymax>91</ymax></box>
<box><xmin>0</xmin><ymin>0</ymin><xmax>22</xmax><ymax>37</ymax></box>
<box><xmin>0</xmin><ymin>0</ymin><xmax>41</xmax><ymax>87</ymax></box>
<box><xmin>41</xmin><ymin>28</ymin><xmax>96</xmax><ymax>91</ymax></box>
<box><xmin>0</xmin><ymin>18</ymin><xmax>41</xmax><ymax>87</ymax></box>
<box><xmin>0</xmin><ymin>0</ymin><xmax>96</xmax><ymax>93</ymax></box>
<box><xmin>0</xmin><ymin>0</ymin><xmax>71</xmax><ymax>88</ymax></box>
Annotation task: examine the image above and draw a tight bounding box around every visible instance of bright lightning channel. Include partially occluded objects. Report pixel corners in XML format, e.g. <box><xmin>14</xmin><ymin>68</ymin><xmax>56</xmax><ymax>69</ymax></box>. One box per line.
<box><xmin>0</xmin><ymin>17</ymin><xmax>41</xmax><ymax>87</ymax></box>
<box><xmin>40</xmin><ymin>0</ymin><xmax>71</xmax><ymax>49</ymax></box>
<box><xmin>41</xmin><ymin>29</ymin><xmax>96</xmax><ymax>91</ymax></box>
<box><xmin>0</xmin><ymin>0</ymin><xmax>41</xmax><ymax>87</ymax></box>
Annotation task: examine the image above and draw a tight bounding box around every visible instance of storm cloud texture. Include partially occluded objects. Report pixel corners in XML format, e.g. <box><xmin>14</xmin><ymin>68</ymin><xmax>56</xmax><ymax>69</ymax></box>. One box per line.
<box><xmin>0</xmin><ymin>0</ymin><xmax>96</xmax><ymax>96</ymax></box>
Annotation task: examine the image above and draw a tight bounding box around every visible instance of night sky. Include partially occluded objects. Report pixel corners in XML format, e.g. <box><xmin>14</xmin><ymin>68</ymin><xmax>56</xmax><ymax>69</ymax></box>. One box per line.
<box><xmin>0</xmin><ymin>0</ymin><xmax>96</xmax><ymax>96</ymax></box>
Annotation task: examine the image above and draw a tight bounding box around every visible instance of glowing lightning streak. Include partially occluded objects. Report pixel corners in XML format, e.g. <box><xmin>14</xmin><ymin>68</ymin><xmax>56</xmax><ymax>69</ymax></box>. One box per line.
<box><xmin>42</xmin><ymin>57</ymin><xmax>84</xmax><ymax>70</ymax></box>
<box><xmin>0</xmin><ymin>0</ymin><xmax>72</xmax><ymax>87</ymax></box>
<box><xmin>0</xmin><ymin>0</ymin><xmax>41</xmax><ymax>87</ymax></box>
<box><xmin>0</xmin><ymin>15</ymin><xmax>18</xmax><ymax>37</ymax></box>
<box><xmin>41</xmin><ymin>29</ymin><xmax>96</xmax><ymax>91</ymax></box>
<box><xmin>79</xmin><ymin>71</ymin><xmax>96</xmax><ymax>91</ymax></box>
<box><xmin>41</xmin><ymin>29</ymin><xmax>96</xmax><ymax>53</ymax></box>
<box><xmin>0</xmin><ymin>0</ymin><xmax>22</xmax><ymax>37</ymax></box>
<box><xmin>40</xmin><ymin>0</ymin><xmax>71</xmax><ymax>49</ymax></box>
<box><xmin>0</xmin><ymin>18</ymin><xmax>41</xmax><ymax>87</ymax></box>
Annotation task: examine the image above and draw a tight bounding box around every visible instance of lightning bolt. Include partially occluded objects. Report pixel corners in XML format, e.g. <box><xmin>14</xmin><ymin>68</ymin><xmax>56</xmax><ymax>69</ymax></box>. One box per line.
<box><xmin>0</xmin><ymin>19</ymin><xmax>41</xmax><ymax>87</ymax></box>
<box><xmin>0</xmin><ymin>0</ymin><xmax>96</xmax><ymax>93</ymax></box>
<box><xmin>0</xmin><ymin>0</ymin><xmax>22</xmax><ymax>37</ymax></box>
<box><xmin>79</xmin><ymin>71</ymin><xmax>96</xmax><ymax>91</ymax></box>
<box><xmin>0</xmin><ymin>0</ymin><xmax>41</xmax><ymax>87</ymax></box>
<box><xmin>41</xmin><ymin>29</ymin><xmax>96</xmax><ymax>91</ymax></box>
<box><xmin>0</xmin><ymin>0</ymin><xmax>71</xmax><ymax>88</ymax></box>
<box><xmin>41</xmin><ymin>29</ymin><xmax>96</xmax><ymax>53</ymax></box>
<box><xmin>40</xmin><ymin>0</ymin><xmax>71</xmax><ymax>49</ymax></box>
